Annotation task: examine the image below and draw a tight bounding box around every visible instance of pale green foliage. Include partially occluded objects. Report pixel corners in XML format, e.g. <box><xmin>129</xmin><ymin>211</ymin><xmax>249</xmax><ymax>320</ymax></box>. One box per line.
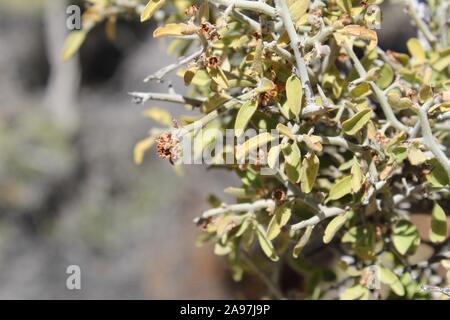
<box><xmin>69</xmin><ymin>0</ymin><xmax>450</xmax><ymax>300</ymax></box>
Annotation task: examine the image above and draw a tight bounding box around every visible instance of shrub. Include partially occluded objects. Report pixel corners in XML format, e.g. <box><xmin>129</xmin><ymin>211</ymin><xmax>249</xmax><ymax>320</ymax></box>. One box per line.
<box><xmin>66</xmin><ymin>0</ymin><xmax>449</xmax><ymax>299</ymax></box>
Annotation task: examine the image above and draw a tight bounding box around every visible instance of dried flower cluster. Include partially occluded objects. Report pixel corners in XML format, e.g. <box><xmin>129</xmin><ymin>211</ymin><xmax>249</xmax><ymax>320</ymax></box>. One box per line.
<box><xmin>65</xmin><ymin>0</ymin><xmax>449</xmax><ymax>300</ymax></box>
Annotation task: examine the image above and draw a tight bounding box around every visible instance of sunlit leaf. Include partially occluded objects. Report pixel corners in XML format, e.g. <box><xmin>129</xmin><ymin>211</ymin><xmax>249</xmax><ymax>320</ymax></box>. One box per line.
<box><xmin>286</xmin><ymin>75</ymin><xmax>302</xmax><ymax>119</ymax></box>
<box><xmin>267</xmin><ymin>204</ymin><xmax>292</xmax><ymax>240</ymax></box>
<box><xmin>379</xmin><ymin>266</ymin><xmax>405</xmax><ymax>296</ymax></box>
<box><xmin>293</xmin><ymin>225</ymin><xmax>313</xmax><ymax>258</ymax></box>
<box><xmin>62</xmin><ymin>31</ymin><xmax>86</xmax><ymax>61</ymax></box>
<box><xmin>341</xmin><ymin>284</ymin><xmax>370</xmax><ymax>300</ymax></box>
<box><xmin>328</xmin><ymin>175</ymin><xmax>352</xmax><ymax>201</ymax></box>
<box><xmin>141</xmin><ymin>0</ymin><xmax>166</xmax><ymax>22</ymax></box>
<box><xmin>323</xmin><ymin>212</ymin><xmax>348</xmax><ymax>244</ymax></box>
<box><xmin>234</xmin><ymin>100</ymin><xmax>258</xmax><ymax>134</ymax></box>
<box><xmin>342</xmin><ymin>109</ymin><xmax>372</xmax><ymax>135</ymax></box>
<box><xmin>407</xmin><ymin>38</ymin><xmax>426</xmax><ymax>63</ymax></box>
<box><xmin>236</xmin><ymin>132</ymin><xmax>275</xmax><ymax>161</ymax></box>
<box><xmin>153</xmin><ymin>23</ymin><xmax>193</xmax><ymax>38</ymax></box>
<box><xmin>133</xmin><ymin>136</ymin><xmax>155</xmax><ymax>165</ymax></box>
<box><xmin>143</xmin><ymin>108</ymin><xmax>172</xmax><ymax>126</ymax></box>
<box><xmin>391</xmin><ymin>220</ymin><xmax>420</xmax><ymax>255</ymax></box>
<box><xmin>300</xmin><ymin>152</ymin><xmax>319</xmax><ymax>193</ymax></box>
<box><xmin>350</xmin><ymin>158</ymin><xmax>364</xmax><ymax>193</ymax></box>
<box><xmin>429</xmin><ymin>202</ymin><xmax>447</xmax><ymax>243</ymax></box>
<box><xmin>282</xmin><ymin>142</ymin><xmax>301</xmax><ymax>183</ymax></box>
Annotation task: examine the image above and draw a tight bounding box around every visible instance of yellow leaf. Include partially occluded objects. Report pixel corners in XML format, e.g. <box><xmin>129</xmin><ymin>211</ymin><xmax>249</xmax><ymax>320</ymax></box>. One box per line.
<box><xmin>62</xmin><ymin>31</ymin><xmax>86</xmax><ymax>61</ymax></box>
<box><xmin>276</xmin><ymin>123</ymin><xmax>296</xmax><ymax>140</ymax></box>
<box><xmin>340</xmin><ymin>25</ymin><xmax>378</xmax><ymax>51</ymax></box>
<box><xmin>153</xmin><ymin>23</ymin><xmax>192</xmax><ymax>38</ymax></box>
<box><xmin>142</xmin><ymin>108</ymin><xmax>172</xmax><ymax>126</ymax></box>
<box><xmin>141</xmin><ymin>0</ymin><xmax>166</xmax><ymax>22</ymax></box>
<box><xmin>407</xmin><ymin>38</ymin><xmax>426</xmax><ymax>63</ymax></box>
<box><xmin>105</xmin><ymin>16</ymin><xmax>117</xmax><ymax>41</ymax></box>
<box><xmin>133</xmin><ymin>136</ymin><xmax>155</xmax><ymax>165</ymax></box>
<box><xmin>407</xmin><ymin>145</ymin><xmax>427</xmax><ymax>166</ymax></box>
<box><xmin>289</xmin><ymin>0</ymin><xmax>310</xmax><ymax>22</ymax></box>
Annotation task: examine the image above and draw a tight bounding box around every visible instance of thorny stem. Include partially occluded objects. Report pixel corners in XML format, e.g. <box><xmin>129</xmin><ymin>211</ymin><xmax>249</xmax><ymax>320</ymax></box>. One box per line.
<box><xmin>196</xmin><ymin>199</ymin><xmax>275</xmax><ymax>220</ymax></box>
<box><xmin>129</xmin><ymin>91</ymin><xmax>205</xmax><ymax>106</ymax></box>
<box><xmin>143</xmin><ymin>48</ymin><xmax>204</xmax><ymax>82</ymax></box>
<box><xmin>274</xmin><ymin>0</ymin><xmax>315</xmax><ymax>108</ymax></box>
<box><xmin>417</xmin><ymin>103</ymin><xmax>450</xmax><ymax>178</ymax></box>
<box><xmin>291</xmin><ymin>206</ymin><xmax>345</xmax><ymax>230</ymax></box>
<box><xmin>343</xmin><ymin>42</ymin><xmax>412</xmax><ymax>134</ymax></box>
<box><xmin>405</xmin><ymin>0</ymin><xmax>437</xmax><ymax>46</ymax></box>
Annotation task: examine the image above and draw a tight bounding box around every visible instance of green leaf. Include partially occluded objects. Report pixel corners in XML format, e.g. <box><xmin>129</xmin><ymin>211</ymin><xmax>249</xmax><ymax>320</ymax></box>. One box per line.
<box><xmin>141</xmin><ymin>0</ymin><xmax>166</xmax><ymax>22</ymax></box>
<box><xmin>286</xmin><ymin>75</ymin><xmax>302</xmax><ymax>119</ymax></box>
<box><xmin>432</xmin><ymin>54</ymin><xmax>450</xmax><ymax>72</ymax></box>
<box><xmin>391</xmin><ymin>220</ymin><xmax>420</xmax><ymax>255</ymax></box>
<box><xmin>418</xmin><ymin>85</ymin><xmax>433</xmax><ymax>103</ymax></box>
<box><xmin>379</xmin><ymin>266</ymin><xmax>405</xmax><ymax>296</ymax></box>
<box><xmin>234</xmin><ymin>100</ymin><xmax>258</xmax><ymax>134</ymax></box>
<box><xmin>256</xmin><ymin>224</ymin><xmax>279</xmax><ymax>261</ymax></box>
<box><xmin>341</xmin><ymin>285</ymin><xmax>370</xmax><ymax>300</ymax></box>
<box><xmin>300</xmin><ymin>152</ymin><xmax>319</xmax><ymax>193</ymax></box>
<box><xmin>375</xmin><ymin>63</ymin><xmax>394</xmax><ymax>89</ymax></box>
<box><xmin>62</xmin><ymin>31</ymin><xmax>86</xmax><ymax>61</ymax></box>
<box><xmin>293</xmin><ymin>225</ymin><xmax>313</xmax><ymax>258</ymax></box>
<box><xmin>426</xmin><ymin>159</ymin><xmax>450</xmax><ymax>187</ymax></box>
<box><xmin>328</xmin><ymin>175</ymin><xmax>352</xmax><ymax>201</ymax></box>
<box><xmin>429</xmin><ymin>202</ymin><xmax>447</xmax><ymax>243</ymax></box>
<box><xmin>267</xmin><ymin>204</ymin><xmax>292</xmax><ymax>240</ymax></box>
<box><xmin>323</xmin><ymin>212</ymin><xmax>348</xmax><ymax>244</ymax></box>
<box><xmin>350</xmin><ymin>158</ymin><xmax>364</xmax><ymax>193</ymax></box>
<box><xmin>278</xmin><ymin>101</ymin><xmax>295</xmax><ymax>120</ymax></box>
<box><xmin>342</xmin><ymin>109</ymin><xmax>372</xmax><ymax>135</ymax></box>
<box><xmin>350</xmin><ymin>82</ymin><xmax>371</xmax><ymax>98</ymax></box>
<box><xmin>342</xmin><ymin>225</ymin><xmax>376</xmax><ymax>260</ymax></box>
<box><xmin>207</xmin><ymin>67</ymin><xmax>230</xmax><ymax>89</ymax></box>
<box><xmin>214</xmin><ymin>242</ymin><xmax>232</xmax><ymax>256</ymax></box>
<box><xmin>282</xmin><ymin>142</ymin><xmax>301</xmax><ymax>183</ymax></box>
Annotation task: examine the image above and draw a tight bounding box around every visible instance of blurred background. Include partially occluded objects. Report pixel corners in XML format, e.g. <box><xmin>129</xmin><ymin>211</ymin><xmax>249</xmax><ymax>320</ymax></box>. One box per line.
<box><xmin>0</xmin><ymin>0</ymin><xmax>415</xmax><ymax>299</ymax></box>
